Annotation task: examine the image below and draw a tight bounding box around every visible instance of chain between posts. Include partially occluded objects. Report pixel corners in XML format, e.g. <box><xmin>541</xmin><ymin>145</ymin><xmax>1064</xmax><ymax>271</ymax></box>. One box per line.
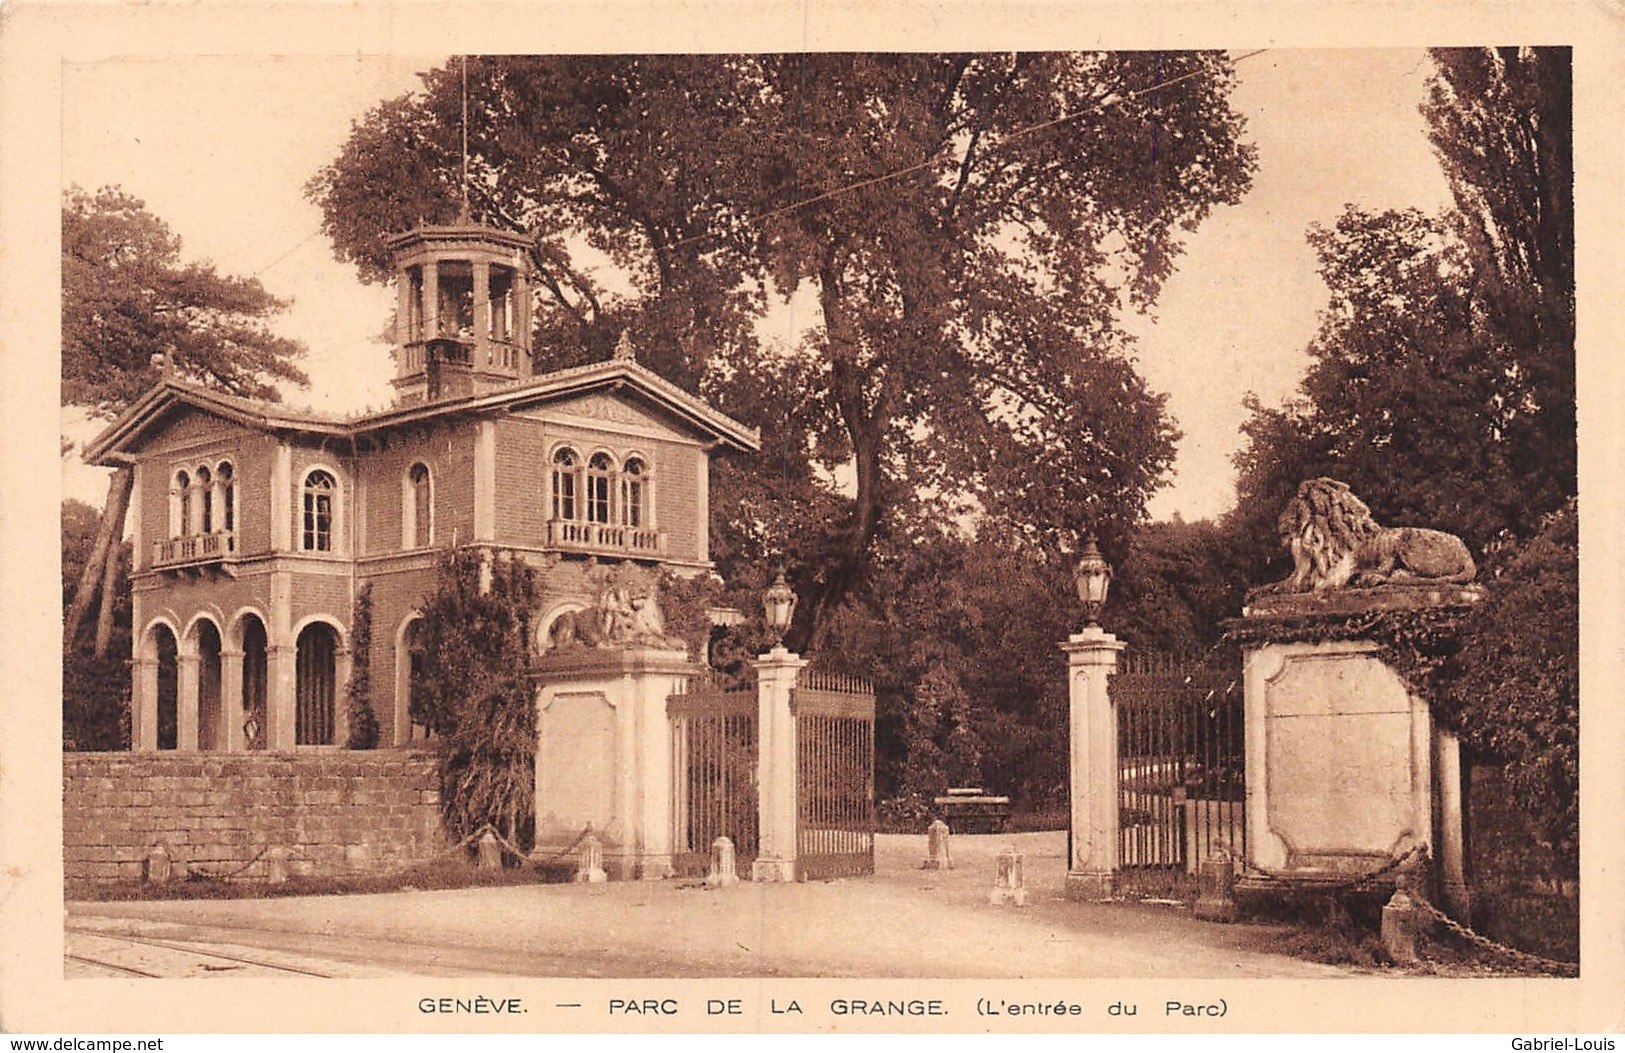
<box><xmin>1239</xmin><ymin>842</ymin><xmax>1428</xmax><ymax>894</ymax></box>
<box><xmin>1410</xmin><ymin>894</ymin><xmax>1580</xmax><ymax>977</ymax></box>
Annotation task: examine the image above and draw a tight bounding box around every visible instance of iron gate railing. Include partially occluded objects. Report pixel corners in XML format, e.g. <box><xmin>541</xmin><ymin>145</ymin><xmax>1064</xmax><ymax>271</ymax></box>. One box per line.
<box><xmin>668</xmin><ymin>674</ymin><xmax>758</xmax><ymax>878</ymax></box>
<box><xmin>1111</xmin><ymin>652</ymin><xmax>1244</xmax><ymax>897</ymax></box>
<box><xmin>794</xmin><ymin>670</ymin><xmax>876</xmax><ymax>881</ymax></box>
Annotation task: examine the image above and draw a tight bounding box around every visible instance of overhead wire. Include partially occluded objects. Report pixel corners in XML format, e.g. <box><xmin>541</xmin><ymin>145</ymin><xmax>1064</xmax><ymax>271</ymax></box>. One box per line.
<box><xmin>663</xmin><ymin>48</ymin><xmax>1269</xmax><ymax>253</ymax></box>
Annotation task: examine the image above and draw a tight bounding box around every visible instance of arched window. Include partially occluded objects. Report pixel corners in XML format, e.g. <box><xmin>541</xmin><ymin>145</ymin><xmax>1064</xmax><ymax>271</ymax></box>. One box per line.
<box><xmin>620</xmin><ymin>457</ymin><xmax>647</xmax><ymax>528</ymax></box>
<box><xmin>405</xmin><ymin>463</ymin><xmax>432</xmax><ymax>548</ymax></box>
<box><xmin>196</xmin><ymin>465</ymin><xmax>213</xmax><ymax>534</ymax></box>
<box><xmin>302</xmin><ymin>470</ymin><xmax>336</xmax><ymax>552</ymax></box>
<box><xmin>587</xmin><ymin>452</ymin><xmax>614</xmax><ymax>524</ymax></box>
<box><xmin>295</xmin><ymin>622</ymin><xmax>338</xmax><ymax>746</ymax></box>
<box><xmin>217</xmin><ymin>461</ymin><xmax>235</xmax><ymax>539</ymax></box>
<box><xmin>174</xmin><ymin>471</ymin><xmax>192</xmax><ymax>537</ymax></box>
<box><xmin>551</xmin><ymin>447</ymin><xmax>580</xmax><ymax>521</ymax></box>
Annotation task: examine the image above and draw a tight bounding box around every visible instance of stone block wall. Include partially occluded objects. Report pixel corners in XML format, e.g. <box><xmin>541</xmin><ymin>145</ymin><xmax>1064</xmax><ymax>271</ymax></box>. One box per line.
<box><xmin>63</xmin><ymin>750</ymin><xmax>450</xmax><ymax>885</ymax></box>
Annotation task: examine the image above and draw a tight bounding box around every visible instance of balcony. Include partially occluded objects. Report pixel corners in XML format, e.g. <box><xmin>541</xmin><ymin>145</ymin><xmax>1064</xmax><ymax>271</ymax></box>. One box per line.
<box><xmin>546</xmin><ymin>519</ymin><xmax>666</xmax><ymax>559</ymax></box>
<box><xmin>153</xmin><ymin>531</ymin><xmax>236</xmax><ymax>571</ymax></box>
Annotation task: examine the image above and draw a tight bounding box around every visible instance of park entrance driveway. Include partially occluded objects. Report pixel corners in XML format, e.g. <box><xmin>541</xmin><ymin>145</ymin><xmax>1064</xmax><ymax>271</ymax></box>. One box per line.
<box><xmin>66</xmin><ymin>832</ymin><xmax>1350</xmax><ymax>978</ymax></box>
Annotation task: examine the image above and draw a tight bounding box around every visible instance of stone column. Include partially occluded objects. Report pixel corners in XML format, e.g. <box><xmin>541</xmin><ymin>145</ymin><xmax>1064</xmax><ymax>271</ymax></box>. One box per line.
<box><xmin>176</xmin><ymin>652</ymin><xmax>201</xmax><ymax>751</ymax></box>
<box><xmin>270</xmin><ymin>443</ymin><xmax>292</xmax><ymax>552</ymax></box>
<box><xmin>473</xmin><ymin>420</ymin><xmax>496</xmax><ymax>543</ymax></box>
<box><xmin>396</xmin><ymin>265</ymin><xmax>413</xmax><ymax>352</ymax></box>
<box><xmin>473</xmin><ymin>260</ymin><xmax>491</xmax><ymax>367</ymax></box>
<box><xmin>513</xmin><ymin>265</ymin><xmax>531</xmax><ymax>377</ymax></box>
<box><xmin>133</xmin><ymin>656</ymin><xmax>158</xmax><ymax>751</ymax></box>
<box><xmin>421</xmin><ymin>260</ymin><xmax>439</xmax><ymax>338</ymax></box>
<box><xmin>752</xmin><ymin>645</ymin><xmax>807</xmax><ymax>882</ymax></box>
<box><xmin>1435</xmin><ymin>728</ymin><xmax>1470</xmax><ymax>917</ymax></box>
<box><xmin>1061</xmin><ymin>625</ymin><xmax>1125</xmax><ymax>900</ymax></box>
<box><xmin>267</xmin><ymin>644</ymin><xmax>297</xmax><ymax>751</ymax></box>
<box><xmin>334</xmin><ymin>646</ymin><xmax>353</xmax><ymax>747</ymax></box>
<box><xmin>220</xmin><ymin>648</ymin><xmax>245</xmax><ymax>752</ymax></box>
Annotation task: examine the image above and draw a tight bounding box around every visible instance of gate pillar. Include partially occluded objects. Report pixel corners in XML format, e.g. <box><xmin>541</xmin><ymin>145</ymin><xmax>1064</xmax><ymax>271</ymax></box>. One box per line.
<box><xmin>751</xmin><ymin>645</ymin><xmax>806</xmax><ymax>882</ymax></box>
<box><xmin>1062</xmin><ymin>625</ymin><xmax>1126</xmax><ymax>900</ymax></box>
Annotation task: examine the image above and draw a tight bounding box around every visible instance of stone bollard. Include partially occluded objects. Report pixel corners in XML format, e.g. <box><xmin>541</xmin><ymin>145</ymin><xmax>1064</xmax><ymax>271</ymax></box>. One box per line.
<box><xmin>989</xmin><ymin>845</ymin><xmax>1027</xmax><ymax>906</ymax></box>
<box><xmin>143</xmin><ymin>844</ymin><xmax>173</xmax><ymax>886</ymax></box>
<box><xmin>1380</xmin><ymin>887</ymin><xmax>1421</xmax><ymax>964</ymax></box>
<box><xmin>477</xmin><ymin>830</ymin><xmax>503</xmax><ymax>870</ymax></box>
<box><xmin>921</xmin><ymin>819</ymin><xmax>954</xmax><ymax>871</ymax></box>
<box><xmin>706</xmin><ymin>836</ymin><xmax>740</xmax><ymax>887</ymax></box>
<box><xmin>1192</xmin><ymin>851</ymin><xmax>1238</xmax><ymax>922</ymax></box>
<box><xmin>575</xmin><ymin>830</ymin><xmax>608</xmax><ymax>884</ymax></box>
<box><xmin>264</xmin><ymin>846</ymin><xmax>288</xmax><ymax>885</ymax></box>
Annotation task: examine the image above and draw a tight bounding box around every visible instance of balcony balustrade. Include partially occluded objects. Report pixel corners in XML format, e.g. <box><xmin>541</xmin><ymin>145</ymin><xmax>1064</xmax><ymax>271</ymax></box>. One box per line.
<box><xmin>546</xmin><ymin>519</ymin><xmax>665</xmax><ymax>558</ymax></box>
<box><xmin>153</xmin><ymin>530</ymin><xmax>236</xmax><ymax>570</ymax></box>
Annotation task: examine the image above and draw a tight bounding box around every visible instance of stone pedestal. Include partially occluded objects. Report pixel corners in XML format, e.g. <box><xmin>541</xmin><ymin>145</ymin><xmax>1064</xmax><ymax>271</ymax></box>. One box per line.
<box><xmin>990</xmin><ymin>845</ymin><xmax>1027</xmax><ymax>906</ymax></box>
<box><xmin>751</xmin><ymin>646</ymin><xmax>806</xmax><ymax>883</ymax></box>
<box><xmin>921</xmin><ymin>819</ymin><xmax>953</xmax><ymax>870</ymax></box>
<box><xmin>1238</xmin><ymin>587</ymin><xmax>1477</xmax><ymax>887</ymax></box>
<box><xmin>706</xmin><ymin>836</ymin><xmax>740</xmax><ymax>887</ymax></box>
<box><xmin>1061</xmin><ymin>626</ymin><xmax>1125</xmax><ymax>900</ymax></box>
<box><xmin>532</xmin><ymin>646</ymin><xmax>695</xmax><ymax>880</ymax></box>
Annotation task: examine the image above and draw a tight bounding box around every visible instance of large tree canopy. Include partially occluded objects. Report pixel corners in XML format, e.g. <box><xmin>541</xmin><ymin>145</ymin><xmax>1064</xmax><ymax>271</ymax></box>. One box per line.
<box><xmin>309</xmin><ymin>52</ymin><xmax>1255</xmax><ymax>645</ymax></box>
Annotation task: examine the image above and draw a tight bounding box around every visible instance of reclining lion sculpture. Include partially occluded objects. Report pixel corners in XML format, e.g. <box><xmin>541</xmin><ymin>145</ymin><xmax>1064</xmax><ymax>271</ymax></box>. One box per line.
<box><xmin>1260</xmin><ymin>478</ymin><xmax>1476</xmax><ymax>594</ymax></box>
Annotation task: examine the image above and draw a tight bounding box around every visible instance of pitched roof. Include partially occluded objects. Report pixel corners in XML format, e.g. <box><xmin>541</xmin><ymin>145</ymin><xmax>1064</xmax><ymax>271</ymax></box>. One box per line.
<box><xmin>83</xmin><ymin>359</ymin><xmax>761</xmax><ymax>466</ymax></box>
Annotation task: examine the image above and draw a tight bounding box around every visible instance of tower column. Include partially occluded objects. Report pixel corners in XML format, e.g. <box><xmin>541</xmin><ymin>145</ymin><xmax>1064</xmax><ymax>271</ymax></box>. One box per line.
<box><xmin>514</xmin><ymin>265</ymin><xmax>532</xmax><ymax>377</ymax></box>
<box><xmin>422</xmin><ymin>260</ymin><xmax>440</xmax><ymax>339</ymax></box>
<box><xmin>396</xmin><ymin>266</ymin><xmax>414</xmax><ymax>363</ymax></box>
<box><xmin>473</xmin><ymin>260</ymin><xmax>491</xmax><ymax>369</ymax></box>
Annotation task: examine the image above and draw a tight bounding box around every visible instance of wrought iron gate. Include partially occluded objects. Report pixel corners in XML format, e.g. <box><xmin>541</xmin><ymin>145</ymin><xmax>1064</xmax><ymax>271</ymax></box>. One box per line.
<box><xmin>668</xmin><ymin>675</ymin><xmax>758</xmax><ymax>877</ymax></box>
<box><xmin>794</xmin><ymin>670</ymin><xmax>876</xmax><ymax>880</ymax></box>
<box><xmin>1111</xmin><ymin>652</ymin><xmax>1244</xmax><ymax>897</ymax></box>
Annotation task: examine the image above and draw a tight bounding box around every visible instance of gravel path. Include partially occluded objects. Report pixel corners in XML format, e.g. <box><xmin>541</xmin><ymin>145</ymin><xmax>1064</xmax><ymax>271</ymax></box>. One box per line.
<box><xmin>68</xmin><ymin>832</ymin><xmax>1352</xmax><ymax>978</ymax></box>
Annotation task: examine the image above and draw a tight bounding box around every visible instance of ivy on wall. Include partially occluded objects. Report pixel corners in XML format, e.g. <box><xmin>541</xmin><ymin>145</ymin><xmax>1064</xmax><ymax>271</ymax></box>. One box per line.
<box><xmin>345</xmin><ymin>583</ymin><xmax>379</xmax><ymax>749</ymax></box>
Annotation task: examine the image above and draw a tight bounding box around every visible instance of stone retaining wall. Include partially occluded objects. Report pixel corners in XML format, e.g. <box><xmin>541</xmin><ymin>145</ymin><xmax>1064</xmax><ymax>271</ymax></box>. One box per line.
<box><xmin>63</xmin><ymin>750</ymin><xmax>450</xmax><ymax>885</ymax></box>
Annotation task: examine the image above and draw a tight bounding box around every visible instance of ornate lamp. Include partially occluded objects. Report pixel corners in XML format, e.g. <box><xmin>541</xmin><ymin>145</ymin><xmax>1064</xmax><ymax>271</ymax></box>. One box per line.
<box><xmin>1073</xmin><ymin>536</ymin><xmax>1113</xmax><ymax>629</ymax></box>
<box><xmin>763</xmin><ymin>566</ymin><xmax>798</xmax><ymax>647</ymax></box>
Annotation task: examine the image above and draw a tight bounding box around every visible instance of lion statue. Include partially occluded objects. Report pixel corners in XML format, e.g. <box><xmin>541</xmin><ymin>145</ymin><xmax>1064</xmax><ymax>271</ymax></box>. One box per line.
<box><xmin>548</xmin><ymin>581</ymin><xmax>687</xmax><ymax>652</ymax></box>
<box><xmin>1260</xmin><ymin>478</ymin><xmax>1476</xmax><ymax>594</ymax></box>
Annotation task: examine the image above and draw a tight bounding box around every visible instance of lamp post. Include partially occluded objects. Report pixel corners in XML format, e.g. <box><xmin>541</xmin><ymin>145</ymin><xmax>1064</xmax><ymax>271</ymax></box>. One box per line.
<box><xmin>1061</xmin><ymin>533</ymin><xmax>1125</xmax><ymax>900</ymax></box>
<box><xmin>753</xmin><ymin>565</ymin><xmax>805</xmax><ymax>881</ymax></box>
<box><xmin>763</xmin><ymin>565</ymin><xmax>798</xmax><ymax>649</ymax></box>
<box><xmin>1073</xmin><ymin>536</ymin><xmax>1113</xmax><ymax>630</ymax></box>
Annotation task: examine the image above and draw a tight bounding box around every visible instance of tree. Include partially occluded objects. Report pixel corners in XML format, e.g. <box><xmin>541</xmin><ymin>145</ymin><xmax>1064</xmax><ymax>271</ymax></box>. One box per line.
<box><xmin>61</xmin><ymin>187</ymin><xmax>310</xmax><ymax>655</ymax></box>
<box><xmin>411</xmin><ymin>549</ymin><xmax>539</xmax><ymax>844</ymax></box>
<box><xmin>1232</xmin><ymin>48</ymin><xmax>1573</xmax><ymax>558</ymax></box>
<box><xmin>62</xmin><ymin>499</ymin><xmax>131</xmax><ymax>749</ymax></box>
<box><xmin>309</xmin><ymin>53</ymin><xmax>1255</xmax><ymax>646</ymax></box>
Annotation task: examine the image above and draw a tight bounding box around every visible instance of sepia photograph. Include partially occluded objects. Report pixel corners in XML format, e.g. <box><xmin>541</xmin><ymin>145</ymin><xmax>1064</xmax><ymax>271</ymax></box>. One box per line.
<box><xmin>3</xmin><ymin>0</ymin><xmax>1622</xmax><ymax>1038</ymax></box>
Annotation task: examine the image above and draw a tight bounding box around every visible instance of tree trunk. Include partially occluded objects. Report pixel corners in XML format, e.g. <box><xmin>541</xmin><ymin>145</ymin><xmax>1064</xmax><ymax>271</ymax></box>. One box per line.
<box><xmin>92</xmin><ymin>536</ymin><xmax>124</xmax><ymax>657</ymax></box>
<box><xmin>64</xmin><ymin>465</ymin><xmax>134</xmax><ymax>652</ymax></box>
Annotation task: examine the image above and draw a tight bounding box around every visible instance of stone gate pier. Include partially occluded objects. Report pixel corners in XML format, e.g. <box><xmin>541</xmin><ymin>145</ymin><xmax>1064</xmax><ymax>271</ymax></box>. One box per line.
<box><xmin>1235</xmin><ymin>584</ymin><xmax>1476</xmax><ymax>912</ymax></box>
<box><xmin>531</xmin><ymin>645</ymin><xmax>697</xmax><ymax>880</ymax></box>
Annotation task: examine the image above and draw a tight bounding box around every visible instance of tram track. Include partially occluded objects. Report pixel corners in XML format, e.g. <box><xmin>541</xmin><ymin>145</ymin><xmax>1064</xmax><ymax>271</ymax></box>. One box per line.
<box><xmin>65</xmin><ymin>924</ymin><xmax>337</xmax><ymax>978</ymax></box>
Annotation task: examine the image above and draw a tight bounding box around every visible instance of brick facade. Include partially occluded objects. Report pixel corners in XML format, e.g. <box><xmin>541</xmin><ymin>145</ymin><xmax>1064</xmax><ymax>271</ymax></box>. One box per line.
<box><xmin>63</xmin><ymin>751</ymin><xmax>447</xmax><ymax>885</ymax></box>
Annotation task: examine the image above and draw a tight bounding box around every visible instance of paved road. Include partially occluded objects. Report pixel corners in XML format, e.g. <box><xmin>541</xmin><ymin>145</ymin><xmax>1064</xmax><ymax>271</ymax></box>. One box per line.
<box><xmin>66</xmin><ymin>832</ymin><xmax>1352</xmax><ymax>979</ymax></box>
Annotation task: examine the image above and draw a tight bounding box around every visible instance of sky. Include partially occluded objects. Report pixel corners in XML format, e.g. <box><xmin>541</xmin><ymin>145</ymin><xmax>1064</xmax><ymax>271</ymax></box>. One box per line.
<box><xmin>59</xmin><ymin>49</ymin><xmax>1454</xmax><ymax>521</ymax></box>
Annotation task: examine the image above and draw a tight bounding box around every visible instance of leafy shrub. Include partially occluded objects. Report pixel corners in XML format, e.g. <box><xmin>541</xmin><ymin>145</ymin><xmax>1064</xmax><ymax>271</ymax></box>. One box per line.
<box><xmin>1446</xmin><ymin>500</ymin><xmax>1578</xmax><ymax>878</ymax></box>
